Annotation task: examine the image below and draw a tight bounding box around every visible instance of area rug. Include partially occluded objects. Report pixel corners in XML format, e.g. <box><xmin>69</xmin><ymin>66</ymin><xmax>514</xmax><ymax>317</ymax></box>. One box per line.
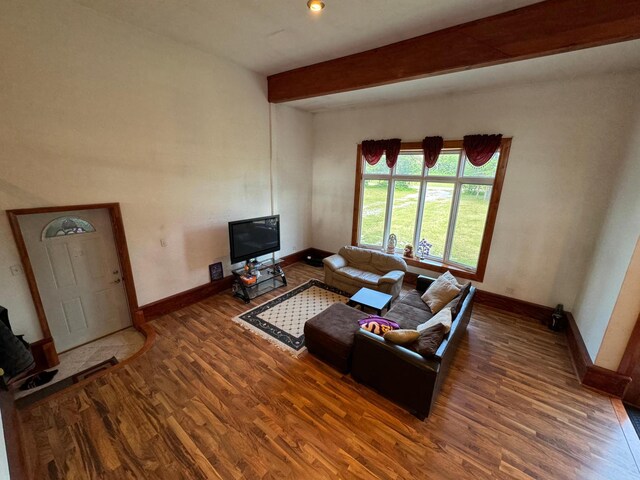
<box><xmin>232</xmin><ymin>279</ymin><xmax>349</xmax><ymax>356</ymax></box>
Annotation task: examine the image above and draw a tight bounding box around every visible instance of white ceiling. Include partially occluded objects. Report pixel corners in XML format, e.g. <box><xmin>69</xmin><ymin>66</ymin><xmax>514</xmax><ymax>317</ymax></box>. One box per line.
<box><xmin>286</xmin><ymin>40</ymin><xmax>640</xmax><ymax>112</ymax></box>
<box><xmin>72</xmin><ymin>0</ymin><xmax>640</xmax><ymax>113</ymax></box>
<box><xmin>73</xmin><ymin>0</ymin><xmax>540</xmax><ymax>76</ymax></box>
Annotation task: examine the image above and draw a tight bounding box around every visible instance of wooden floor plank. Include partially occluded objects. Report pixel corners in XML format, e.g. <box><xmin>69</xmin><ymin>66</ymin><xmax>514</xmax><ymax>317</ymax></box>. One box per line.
<box><xmin>18</xmin><ymin>263</ymin><xmax>640</xmax><ymax>479</ymax></box>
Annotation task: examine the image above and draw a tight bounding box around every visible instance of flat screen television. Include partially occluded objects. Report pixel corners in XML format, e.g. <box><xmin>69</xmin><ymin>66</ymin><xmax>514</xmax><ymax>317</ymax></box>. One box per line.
<box><xmin>228</xmin><ymin>215</ymin><xmax>280</xmax><ymax>264</ymax></box>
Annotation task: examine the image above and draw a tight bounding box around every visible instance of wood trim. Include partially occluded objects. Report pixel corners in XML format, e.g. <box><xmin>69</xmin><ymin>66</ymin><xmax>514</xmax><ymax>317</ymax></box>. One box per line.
<box><xmin>583</xmin><ymin>366</ymin><xmax>632</xmax><ymax>399</ymax></box>
<box><xmin>620</xmin><ymin>313</ymin><xmax>640</xmax><ymax>405</ymax></box>
<box><xmin>109</xmin><ymin>204</ymin><xmax>139</xmax><ymax>315</ymax></box>
<box><xmin>307</xmin><ymin>248</ymin><xmax>334</xmax><ymax>259</ymax></box>
<box><xmin>565</xmin><ymin>312</ymin><xmax>632</xmax><ymax>398</ymax></box>
<box><xmin>6</xmin><ymin>203</ymin><xmax>124</xmax><ymax>216</ymax></box>
<box><xmin>141</xmin><ymin>276</ymin><xmax>235</xmax><ymax>320</ymax></box>
<box><xmin>475</xmin><ymin>138</ymin><xmax>511</xmax><ymax>281</ymax></box>
<box><xmin>0</xmin><ymin>390</ymin><xmax>28</xmax><ymax>480</ymax></box>
<box><xmin>267</xmin><ymin>0</ymin><xmax>640</xmax><ymax>102</ymax></box>
<box><xmin>6</xmin><ymin>203</ymin><xmax>138</xmax><ymax>369</ymax></box>
<box><xmin>474</xmin><ymin>289</ymin><xmax>554</xmax><ymax>324</ymax></box>
<box><xmin>6</xmin><ymin>211</ymin><xmax>53</xmax><ymax>340</ymax></box>
<box><xmin>132</xmin><ymin>309</ymin><xmax>146</xmax><ymax>329</ymax></box>
<box><xmin>350</xmin><ymin>138</ymin><xmax>511</xmax><ymax>282</ymax></box>
<box><xmin>402</xmin><ymin>140</ymin><xmax>463</xmax><ymax>150</ymax></box>
<box><xmin>566</xmin><ymin>311</ymin><xmax>591</xmax><ymax>381</ymax></box>
<box><xmin>278</xmin><ymin>249</ymin><xmax>311</xmax><ymax>268</ymax></box>
<box><xmin>29</xmin><ymin>337</ymin><xmax>58</xmax><ymax>373</ymax></box>
<box><xmin>618</xmin><ymin>312</ymin><xmax>640</xmax><ymax>376</ymax></box>
<box><xmin>140</xmin><ymin>248</ymin><xmax>318</xmax><ymax>319</ymax></box>
<box><xmin>404</xmin><ymin>257</ymin><xmax>480</xmax><ymax>282</ymax></box>
<box><xmin>351</xmin><ymin>144</ymin><xmax>363</xmax><ymax>246</ymax></box>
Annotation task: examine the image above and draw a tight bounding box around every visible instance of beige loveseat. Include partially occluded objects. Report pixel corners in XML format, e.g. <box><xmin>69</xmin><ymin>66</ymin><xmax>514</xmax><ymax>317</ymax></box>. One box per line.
<box><xmin>323</xmin><ymin>246</ymin><xmax>408</xmax><ymax>300</ymax></box>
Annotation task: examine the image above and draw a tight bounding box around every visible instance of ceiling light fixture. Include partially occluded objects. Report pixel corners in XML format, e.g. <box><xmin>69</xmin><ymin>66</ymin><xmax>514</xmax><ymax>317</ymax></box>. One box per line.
<box><xmin>307</xmin><ymin>0</ymin><xmax>325</xmax><ymax>12</ymax></box>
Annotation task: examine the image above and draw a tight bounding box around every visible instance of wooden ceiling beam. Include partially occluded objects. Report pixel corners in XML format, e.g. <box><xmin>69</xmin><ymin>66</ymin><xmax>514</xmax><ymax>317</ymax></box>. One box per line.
<box><xmin>267</xmin><ymin>0</ymin><xmax>640</xmax><ymax>103</ymax></box>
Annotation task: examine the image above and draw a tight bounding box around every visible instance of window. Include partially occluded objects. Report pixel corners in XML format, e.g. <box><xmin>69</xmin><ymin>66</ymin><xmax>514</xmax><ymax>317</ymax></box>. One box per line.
<box><xmin>42</xmin><ymin>216</ymin><xmax>96</xmax><ymax>239</ymax></box>
<box><xmin>353</xmin><ymin>139</ymin><xmax>510</xmax><ymax>281</ymax></box>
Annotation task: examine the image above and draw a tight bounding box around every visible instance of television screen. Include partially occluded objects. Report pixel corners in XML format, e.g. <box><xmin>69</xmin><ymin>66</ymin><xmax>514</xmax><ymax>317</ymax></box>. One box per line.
<box><xmin>228</xmin><ymin>215</ymin><xmax>280</xmax><ymax>264</ymax></box>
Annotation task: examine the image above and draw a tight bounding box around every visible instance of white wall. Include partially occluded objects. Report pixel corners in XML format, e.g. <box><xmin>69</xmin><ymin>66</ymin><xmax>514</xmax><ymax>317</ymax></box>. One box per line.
<box><xmin>0</xmin><ymin>1</ymin><xmax>312</xmax><ymax>342</ymax></box>
<box><xmin>573</xmin><ymin>108</ymin><xmax>640</xmax><ymax>367</ymax></box>
<box><xmin>272</xmin><ymin>105</ymin><xmax>314</xmax><ymax>256</ymax></box>
<box><xmin>310</xmin><ymin>74</ymin><xmax>640</xmax><ymax>311</ymax></box>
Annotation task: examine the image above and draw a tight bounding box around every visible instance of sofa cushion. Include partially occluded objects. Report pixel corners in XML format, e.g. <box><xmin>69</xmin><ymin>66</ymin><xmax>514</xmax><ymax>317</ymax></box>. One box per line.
<box><xmin>339</xmin><ymin>246</ymin><xmax>373</xmax><ymax>271</ymax></box>
<box><xmin>338</xmin><ymin>246</ymin><xmax>407</xmax><ymax>275</ymax></box>
<box><xmin>412</xmin><ymin>323</ymin><xmax>446</xmax><ymax>358</ymax></box>
<box><xmin>370</xmin><ymin>250</ymin><xmax>407</xmax><ymax>273</ymax></box>
<box><xmin>384</xmin><ymin>303</ymin><xmax>431</xmax><ymax>330</ymax></box>
<box><xmin>335</xmin><ymin>266</ymin><xmax>381</xmax><ymax>286</ymax></box>
<box><xmin>397</xmin><ymin>290</ymin><xmax>431</xmax><ymax>313</ymax></box>
<box><xmin>383</xmin><ymin>329</ymin><xmax>420</xmax><ymax>345</ymax></box>
<box><xmin>417</xmin><ymin>307</ymin><xmax>452</xmax><ymax>334</ymax></box>
<box><xmin>421</xmin><ymin>275</ymin><xmax>460</xmax><ymax>313</ymax></box>
<box><xmin>450</xmin><ymin>282</ymin><xmax>471</xmax><ymax>318</ymax></box>
<box><xmin>442</xmin><ymin>271</ymin><xmax>463</xmax><ymax>289</ymax></box>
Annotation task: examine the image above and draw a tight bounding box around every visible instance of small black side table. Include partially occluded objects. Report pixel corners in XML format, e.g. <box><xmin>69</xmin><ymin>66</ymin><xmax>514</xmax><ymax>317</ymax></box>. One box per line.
<box><xmin>347</xmin><ymin>287</ymin><xmax>393</xmax><ymax>315</ymax></box>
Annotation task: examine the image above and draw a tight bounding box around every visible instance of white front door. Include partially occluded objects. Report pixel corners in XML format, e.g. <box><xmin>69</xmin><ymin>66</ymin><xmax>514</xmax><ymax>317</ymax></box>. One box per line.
<box><xmin>19</xmin><ymin>209</ymin><xmax>131</xmax><ymax>352</ymax></box>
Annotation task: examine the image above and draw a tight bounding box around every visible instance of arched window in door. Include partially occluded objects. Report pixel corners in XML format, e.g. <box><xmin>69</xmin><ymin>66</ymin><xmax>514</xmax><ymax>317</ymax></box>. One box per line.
<box><xmin>42</xmin><ymin>216</ymin><xmax>96</xmax><ymax>240</ymax></box>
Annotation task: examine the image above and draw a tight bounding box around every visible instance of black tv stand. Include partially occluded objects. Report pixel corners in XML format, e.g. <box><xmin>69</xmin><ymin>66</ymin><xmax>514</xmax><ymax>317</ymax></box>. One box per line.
<box><xmin>231</xmin><ymin>258</ymin><xmax>286</xmax><ymax>303</ymax></box>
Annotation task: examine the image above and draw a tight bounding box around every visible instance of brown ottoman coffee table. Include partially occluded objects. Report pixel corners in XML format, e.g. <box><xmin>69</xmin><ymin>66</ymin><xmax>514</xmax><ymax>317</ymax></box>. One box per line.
<box><xmin>304</xmin><ymin>302</ymin><xmax>368</xmax><ymax>373</ymax></box>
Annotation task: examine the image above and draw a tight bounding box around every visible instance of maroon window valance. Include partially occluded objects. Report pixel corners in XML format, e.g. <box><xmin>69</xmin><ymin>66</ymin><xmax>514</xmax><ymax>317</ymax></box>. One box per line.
<box><xmin>361</xmin><ymin>138</ymin><xmax>402</xmax><ymax>168</ymax></box>
<box><xmin>463</xmin><ymin>134</ymin><xmax>502</xmax><ymax>167</ymax></box>
<box><xmin>384</xmin><ymin>139</ymin><xmax>401</xmax><ymax>168</ymax></box>
<box><xmin>422</xmin><ymin>136</ymin><xmax>444</xmax><ymax>169</ymax></box>
<box><xmin>362</xmin><ymin>140</ymin><xmax>385</xmax><ymax>166</ymax></box>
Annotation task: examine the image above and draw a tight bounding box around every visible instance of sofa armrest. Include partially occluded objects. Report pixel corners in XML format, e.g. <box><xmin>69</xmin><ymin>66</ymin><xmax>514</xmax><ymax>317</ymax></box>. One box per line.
<box><xmin>353</xmin><ymin>329</ymin><xmax>439</xmax><ymax>372</ymax></box>
<box><xmin>352</xmin><ymin>329</ymin><xmax>440</xmax><ymax>419</ymax></box>
<box><xmin>323</xmin><ymin>254</ymin><xmax>347</xmax><ymax>271</ymax></box>
<box><xmin>416</xmin><ymin>275</ymin><xmax>436</xmax><ymax>293</ymax></box>
<box><xmin>378</xmin><ymin>270</ymin><xmax>405</xmax><ymax>285</ymax></box>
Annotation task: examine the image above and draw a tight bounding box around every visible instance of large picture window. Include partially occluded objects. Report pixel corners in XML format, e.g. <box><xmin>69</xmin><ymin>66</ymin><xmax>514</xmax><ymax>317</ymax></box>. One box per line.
<box><xmin>352</xmin><ymin>139</ymin><xmax>511</xmax><ymax>281</ymax></box>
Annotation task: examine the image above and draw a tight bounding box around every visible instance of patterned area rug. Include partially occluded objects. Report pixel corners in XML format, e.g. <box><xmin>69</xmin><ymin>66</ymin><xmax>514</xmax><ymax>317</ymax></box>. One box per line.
<box><xmin>232</xmin><ymin>279</ymin><xmax>349</xmax><ymax>356</ymax></box>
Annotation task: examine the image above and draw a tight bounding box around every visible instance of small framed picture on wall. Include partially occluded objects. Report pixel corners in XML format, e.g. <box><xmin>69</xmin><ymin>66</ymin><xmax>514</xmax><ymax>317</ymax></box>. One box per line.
<box><xmin>209</xmin><ymin>262</ymin><xmax>223</xmax><ymax>282</ymax></box>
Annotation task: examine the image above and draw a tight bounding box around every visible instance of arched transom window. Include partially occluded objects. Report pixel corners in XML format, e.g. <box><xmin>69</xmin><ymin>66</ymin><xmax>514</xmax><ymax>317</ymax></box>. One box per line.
<box><xmin>42</xmin><ymin>216</ymin><xmax>96</xmax><ymax>240</ymax></box>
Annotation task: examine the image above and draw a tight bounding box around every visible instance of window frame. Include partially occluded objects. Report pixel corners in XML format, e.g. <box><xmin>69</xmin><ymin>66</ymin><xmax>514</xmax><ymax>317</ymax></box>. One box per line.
<box><xmin>351</xmin><ymin>139</ymin><xmax>511</xmax><ymax>282</ymax></box>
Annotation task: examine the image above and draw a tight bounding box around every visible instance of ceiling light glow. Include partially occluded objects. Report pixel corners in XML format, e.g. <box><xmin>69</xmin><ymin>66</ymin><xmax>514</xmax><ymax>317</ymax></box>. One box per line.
<box><xmin>307</xmin><ymin>0</ymin><xmax>325</xmax><ymax>12</ymax></box>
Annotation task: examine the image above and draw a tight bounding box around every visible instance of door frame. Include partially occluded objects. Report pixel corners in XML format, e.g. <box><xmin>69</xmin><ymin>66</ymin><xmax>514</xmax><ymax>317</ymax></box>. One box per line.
<box><xmin>6</xmin><ymin>203</ymin><xmax>139</xmax><ymax>369</ymax></box>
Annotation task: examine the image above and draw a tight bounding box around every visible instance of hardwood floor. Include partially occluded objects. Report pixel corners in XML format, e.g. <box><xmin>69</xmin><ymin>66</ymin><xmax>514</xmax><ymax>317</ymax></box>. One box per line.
<box><xmin>18</xmin><ymin>263</ymin><xmax>640</xmax><ymax>479</ymax></box>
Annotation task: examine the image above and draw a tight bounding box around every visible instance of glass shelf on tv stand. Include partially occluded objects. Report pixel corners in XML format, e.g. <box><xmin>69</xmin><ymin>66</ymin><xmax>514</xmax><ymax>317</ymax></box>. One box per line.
<box><xmin>231</xmin><ymin>258</ymin><xmax>287</xmax><ymax>303</ymax></box>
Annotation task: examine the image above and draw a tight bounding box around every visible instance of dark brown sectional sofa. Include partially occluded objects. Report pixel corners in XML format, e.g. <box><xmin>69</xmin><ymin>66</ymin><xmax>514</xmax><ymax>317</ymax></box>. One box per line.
<box><xmin>350</xmin><ymin>275</ymin><xmax>475</xmax><ymax>419</ymax></box>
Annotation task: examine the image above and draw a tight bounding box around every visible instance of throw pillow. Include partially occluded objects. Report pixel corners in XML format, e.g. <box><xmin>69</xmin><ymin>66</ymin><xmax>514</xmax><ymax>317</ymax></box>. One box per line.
<box><xmin>383</xmin><ymin>329</ymin><xmax>420</xmax><ymax>345</ymax></box>
<box><xmin>442</xmin><ymin>271</ymin><xmax>463</xmax><ymax>289</ymax></box>
<box><xmin>358</xmin><ymin>316</ymin><xmax>399</xmax><ymax>336</ymax></box>
<box><xmin>421</xmin><ymin>274</ymin><xmax>460</xmax><ymax>313</ymax></box>
<box><xmin>413</xmin><ymin>323</ymin><xmax>446</xmax><ymax>358</ymax></box>
<box><xmin>416</xmin><ymin>307</ymin><xmax>452</xmax><ymax>334</ymax></box>
<box><xmin>450</xmin><ymin>282</ymin><xmax>471</xmax><ymax>318</ymax></box>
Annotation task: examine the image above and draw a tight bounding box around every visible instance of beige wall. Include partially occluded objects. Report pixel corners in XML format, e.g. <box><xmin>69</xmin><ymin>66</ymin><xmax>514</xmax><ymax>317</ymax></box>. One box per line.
<box><xmin>310</xmin><ymin>74</ymin><xmax>640</xmax><ymax>312</ymax></box>
<box><xmin>595</xmin><ymin>241</ymin><xmax>640</xmax><ymax>369</ymax></box>
<box><xmin>574</xmin><ymin>108</ymin><xmax>640</xmax><ymax>367</ymax></box>
<box><xmin>272</xmin><ymin>105</ymin><xmax>314</xmax><ymax>256</ymax></box>
<box><xmin>0</xmin><ymin>1</ymin><xmax>312</xmax><ymax>342</ymax></box>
